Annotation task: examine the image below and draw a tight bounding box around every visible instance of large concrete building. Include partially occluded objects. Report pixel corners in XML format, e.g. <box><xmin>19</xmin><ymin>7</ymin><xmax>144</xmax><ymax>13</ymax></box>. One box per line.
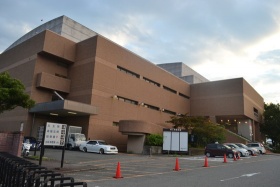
<box><xmin>157</xmin><ymin>62</ymin><xmax>209</xmax><ymax>84</ymax></box>
<box><xmin>0</xmin><ymin>16</ymin><xmax>264</xmax><ymax>153</ymax></box>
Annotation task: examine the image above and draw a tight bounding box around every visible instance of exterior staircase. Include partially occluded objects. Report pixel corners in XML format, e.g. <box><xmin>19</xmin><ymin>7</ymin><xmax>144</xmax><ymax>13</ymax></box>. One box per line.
<box><xmin>225</xmin><ymin>130</ymin><xmax>252</xmax><ymax>144</ymax></box>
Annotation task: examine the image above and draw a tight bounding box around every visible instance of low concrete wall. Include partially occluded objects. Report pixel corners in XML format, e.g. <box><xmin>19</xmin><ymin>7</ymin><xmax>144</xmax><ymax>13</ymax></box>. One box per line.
<box><xmin>0</xmin><ymin>131</ymin><xmax>23</xmax><ymax>156</ymax></box>
<box><xmin>142</xmin><ymin>146</ymin><xmax>162</xmax><ymax>155</ymax></box>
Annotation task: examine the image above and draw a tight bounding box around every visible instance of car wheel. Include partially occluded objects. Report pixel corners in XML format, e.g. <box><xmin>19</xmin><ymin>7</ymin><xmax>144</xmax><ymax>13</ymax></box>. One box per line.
<box><xmin>83</xmin><ymin>147</ymin><xmax>87</xmax><ymax>152</ymax></box>
<box><xmin>68</xmin><ymin>144</ymin><xmax>73</xmax><ymax>150</ymax></box>
<box><xmin>228</xmin><ymin>153</ymin><xmax>234</xmax><ymax>158</ymax></box>
<box><xmin>99</xmin><ymin>148</ymin><xmax>104</xmax><ymax>154</ymax></box>
<box><xmin>248</xmin><ymin>150</ymin><xmax>253</xmax><ymax>155</ymax></box>
<box><xmin>205</xmin><ymin>152</ymin><xmax>211</xmax><ymax>157</ymax></box>
<box><xmin>259</xmin><ymin>150</ymin><xmax>262</xmax><ymax>154</ymax></box>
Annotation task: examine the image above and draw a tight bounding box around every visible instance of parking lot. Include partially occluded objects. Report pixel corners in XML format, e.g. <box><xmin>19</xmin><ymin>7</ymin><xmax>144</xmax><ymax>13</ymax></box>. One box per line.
<box><xmin>28</xmin><ymin>148</ymin><xmax>280</xmax><ymax>187</ymax></box>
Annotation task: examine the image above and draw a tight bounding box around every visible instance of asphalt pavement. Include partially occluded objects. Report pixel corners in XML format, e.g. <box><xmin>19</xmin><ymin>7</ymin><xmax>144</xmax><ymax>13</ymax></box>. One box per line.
<box><xmin>25</xmin><ymin>148</ymin><xmax>280</xmax><ymax>187</ymax></box>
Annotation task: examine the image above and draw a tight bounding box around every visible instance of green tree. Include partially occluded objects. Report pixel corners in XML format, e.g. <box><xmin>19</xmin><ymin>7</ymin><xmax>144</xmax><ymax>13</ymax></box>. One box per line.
<box><xmin>0</xmin><ymin>72</ymin><xmax>35</xmax><ymax>113</ymax></box>
<box><xmin>261</xmin><ymin>103</ymin><xmax>280</xmax><ymax>146</ymax></box>
<box><xmin>167</xmin><ymin>114</ymin><xmax>226</xmax><ymax>147</ymax></box>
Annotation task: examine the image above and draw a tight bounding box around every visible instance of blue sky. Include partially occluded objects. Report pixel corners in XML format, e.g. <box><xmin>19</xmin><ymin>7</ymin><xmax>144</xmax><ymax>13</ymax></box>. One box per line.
<box><xmin>1</xmin><ymin>0</ymin><xmax>280</xmax><ymax>103</ymax></box>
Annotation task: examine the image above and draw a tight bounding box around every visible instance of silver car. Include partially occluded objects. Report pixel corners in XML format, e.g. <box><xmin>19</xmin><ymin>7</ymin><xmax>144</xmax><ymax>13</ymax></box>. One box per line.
<box><xmin>224</xmin><ymin>143</ymin><xmax>250</xmax><ymax>157</ymax></box>
<box><xmin>246</xmin><ymin>142</ymin><xmax>266</xmax><ymax>154</ymax></box>
<box><xmin>235</xmin><ymin>143</ymin><xmax>259</xmax><ymax>156</ymax></box>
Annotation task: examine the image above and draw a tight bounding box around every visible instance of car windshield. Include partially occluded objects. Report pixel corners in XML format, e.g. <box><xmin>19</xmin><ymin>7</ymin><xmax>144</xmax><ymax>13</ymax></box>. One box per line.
<box><xmin>76</xmin><ymin>134</ymin><xmax>86</xmax><ymax>141</ymax></box>
<box><xmin>224</xmin><ymin>145</ymin><xmax>231</xmax><ymax>149</ymax></box>
<box><xmin>98</xmin><ymin>141</ymin><xmax>108</xmax><ymax>145</ymax></box>
<box><xmin>237</xmin><ymin>143</ymin><xmax>248</xmax><ymax>148</ymax></box>
<box><xmin>228</xmin><ymin>144</ymin><xmax>238</xmax><ymax>148</ymax></box>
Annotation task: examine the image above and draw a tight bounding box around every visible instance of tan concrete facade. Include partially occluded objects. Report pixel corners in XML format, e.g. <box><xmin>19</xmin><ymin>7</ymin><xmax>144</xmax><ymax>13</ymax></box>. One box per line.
<box><xmin>190</xmin><ymin>78</ymin><xmax>264</xmax><ymax>141</ymax></box>
<box><xmin>0</xmin><ymin>16</ymin><xmax>264</xmax><ymax>153</ymax></box>
<box><xmin>0</xmin><ymin>29</ymin><xmax>190</xmax><ymax>152</ymax></box>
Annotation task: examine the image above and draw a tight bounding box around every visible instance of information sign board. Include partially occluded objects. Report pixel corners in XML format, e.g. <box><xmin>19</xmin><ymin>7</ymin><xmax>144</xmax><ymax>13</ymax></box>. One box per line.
<box><xmin>44</xmin><ymin>122</ymin><xmax>67</xmax><ymax>146</ymax></box>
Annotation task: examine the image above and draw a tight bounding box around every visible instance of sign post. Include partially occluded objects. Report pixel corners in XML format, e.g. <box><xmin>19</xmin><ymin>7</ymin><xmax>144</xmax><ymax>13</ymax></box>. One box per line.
<box><xmin>39</xmin><ymin>122</ymin><xmax>67</xmax><ymax>168</ymax></box>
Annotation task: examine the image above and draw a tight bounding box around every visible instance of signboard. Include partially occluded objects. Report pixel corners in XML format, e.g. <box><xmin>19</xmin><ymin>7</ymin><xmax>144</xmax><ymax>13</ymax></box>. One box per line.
<box><xmin>44</xmin><ymin>122</ymin><xmax>67</xmax><ymax>146</ymax></box>
<box><xmin>37</xmin><ymin>126</ymin><xmax>44</xmax><ymax>142</ymax></box>
<box><xmin>163</xmin><ymin>128</ymin><xmax>188</xmax><ymax>152</ymax></box>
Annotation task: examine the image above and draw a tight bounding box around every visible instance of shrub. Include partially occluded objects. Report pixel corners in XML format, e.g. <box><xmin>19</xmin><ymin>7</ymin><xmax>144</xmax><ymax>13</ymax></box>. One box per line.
<box><xmin>145</xmin><ymin>134</ymin><xmax>163</xmax><ymax>146</ymax></box>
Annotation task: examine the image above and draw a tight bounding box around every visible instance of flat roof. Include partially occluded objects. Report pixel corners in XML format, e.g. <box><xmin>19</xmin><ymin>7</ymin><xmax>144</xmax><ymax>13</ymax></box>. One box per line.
<box><xmin>29</xmin><ymin>99</ymin><xmax>98</xmax><ymax>116</ymax></box>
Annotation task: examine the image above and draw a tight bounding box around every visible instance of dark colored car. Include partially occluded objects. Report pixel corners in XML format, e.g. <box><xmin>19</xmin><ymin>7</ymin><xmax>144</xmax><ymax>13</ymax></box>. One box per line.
<box><xmin>205</xmin><ymin>143</ymin><xmax>238</xmax><ymax>158</ymax></box>
<box><xmin>23</xmin><ymin>136</ymin><xmax>41</xmax><ymax>150</ymax></box>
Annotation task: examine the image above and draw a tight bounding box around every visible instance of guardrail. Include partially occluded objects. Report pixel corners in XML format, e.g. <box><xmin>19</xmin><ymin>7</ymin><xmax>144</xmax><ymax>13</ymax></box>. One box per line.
<box><xmin>0</xmin><ymin>152</ymin><xmax>87</xmax><ymax>187</ymax></box>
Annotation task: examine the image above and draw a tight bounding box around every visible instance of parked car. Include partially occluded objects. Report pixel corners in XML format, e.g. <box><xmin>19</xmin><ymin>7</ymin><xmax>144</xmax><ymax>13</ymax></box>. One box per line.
<box><xmin>266</xmin><ymin>139</ymin><xmax>272</xmax><ymax>145</ymax></box>
<box><xmin>223</xmin><ymin>143</ymin><xmax>249</xmax><ymax>157</ymax></box>
<box><xmin>246</xmin><ymin>142</ymin><xmax>266</xmax><ymax>154</ymax></box>
<box><xmin>234</xmin><ymin>143</ymin><xmax>259</xmax><ymax>156</ymax></box>
<box><xmin>23</xmin><ymin>136</ymin><xmax>41</xmax><ymax>151</ymax></box>
<box><xmin>205</xmin><ymin>143</ymin><xmax>239</xmax><ymax>158</ymax></box>
<box><xmin>79</xmin><ymin>140</ymin><xmax>118</xmax><ymax>154</ymax></box>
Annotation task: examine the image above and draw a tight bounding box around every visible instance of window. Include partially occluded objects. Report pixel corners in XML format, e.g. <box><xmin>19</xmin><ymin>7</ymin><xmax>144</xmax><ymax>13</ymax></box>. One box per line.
<box><xmin>253</xmin><ymin>108</ymin><xmax>258</xmax><ymax>117</ymax></box>
<box><xmin>117</xmin><ymin>96</ymin><xmax>138</xmax><ymax>105</ymax></box>
<box><xmin>144</xmin><ymin>104</ymin><xmax>160</xmax><ymax>111</ymax></box>
<box><xmin>113</xmin><ymin>122</ymin><xmax>119</xmax><ymax>126</ymax></box>
<box><xmin>87</xmin><ymin>141</ymin><xmax>97</xmax><ymax>145</ymax></box>
<box><xmin>163</xmin><ymin>85</ymin><xmax>177</xmax><ymax>94</ymax></box>
<box><xmin>162</xmin><ymin>109</ymin><xmax>176</xmax><ymax>115</ymax></box>
<box><xmin>55</xmin><ymin>73</ymin><xmax>68</xmax><ymax>79</ymax></box>
<box><xmin>179</xmin><ymin>92</ymin><xmax>190</xmax><ymax>99</ymax></box>
<box><xmin>117</xmin><ymin>66</ymin><xmax>140</xmax><ymax>78</ymax></box>
<box><xmin>143</xmin><ymin>77</ymin><xmax>160</xmax><ymax>87</ymax></box>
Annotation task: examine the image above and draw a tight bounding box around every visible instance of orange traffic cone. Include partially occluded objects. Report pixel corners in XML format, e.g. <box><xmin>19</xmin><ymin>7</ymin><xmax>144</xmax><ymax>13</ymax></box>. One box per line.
<box><xmin>203</xmin><ymin>156</ymin><xmax>209</xmax><ymax>167</ymax></box>
<box><xmin>173</xmin><ymin>158</ymin><xmax>181</xmax><ymax>171</ymax></box>
<box><xmin>114</xmin><ymin>162</ymin><xmax>123</xmax><ymax>179</ymax></box>
<box><xmin>223</xmin><ymin>154</ymin><xmax>227</xmax><ymax>163</ymax></box>
<box><xmin>233</xmin><ymin>153</ymin><xmax>237</xmax><ymax>161</ymax></box>
<box><xmin>237</xmin><ymin>153</ymin><xmax>241</xmax><ymax>159</ymax></box>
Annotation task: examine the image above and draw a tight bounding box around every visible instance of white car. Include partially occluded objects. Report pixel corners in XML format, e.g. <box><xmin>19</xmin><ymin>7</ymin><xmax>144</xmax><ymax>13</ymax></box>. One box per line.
<box><xmin>224</xmin><ymin>143</ymin><xmax>250</xmax><ymax>157</ymax></box>
<box><xmin>234</xmin><ymin>143</ymin><xmax>259</xmax><ymax>156</ymax></box>
<box><xmin>79</xmin><ymin>140</ymin><xmax>118</xmax><ymax>154</ymax></box>
<box><xmin>246</xmin><ymin>142</ymin><xmax>266</xmax><ymax>154</ymax></box>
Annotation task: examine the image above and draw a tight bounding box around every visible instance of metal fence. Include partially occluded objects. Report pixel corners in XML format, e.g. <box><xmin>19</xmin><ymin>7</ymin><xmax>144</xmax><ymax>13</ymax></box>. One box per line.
<box><xmin>0</xmin><ymin>152</ymin><xmax>87</xmax><ymax>187</ymax></box>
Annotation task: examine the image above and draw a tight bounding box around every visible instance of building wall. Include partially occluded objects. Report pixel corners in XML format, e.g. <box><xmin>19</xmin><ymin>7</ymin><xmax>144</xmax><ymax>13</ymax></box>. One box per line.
<box><xmin>0</xmin><ymin>33</ymin><xmax>44</xmax><ymax>134</ymax></box>
<box><xmin>190</xmin><ymin>78</ymin><xmax>264</xmax><ymax>141</ymax></box>
<box><xmin>190</xmin><ymin>78</ymin><xmax>245</xmax><ymax>116</ymax></box>
<box><xmin>74</xmin><ymin>36</ymin><xmax>191</xmax><ymax>149</ymax></box>
<box><xmin>0</xmin><ymin>132</ymin><xmax>23</xmax><ymax>157</ymax></box>
<box><xmin>127</xmin><ymin>135</ymin><xmax>146</xmax><ymax>154</ymax></box>
<box><xmin>243</xmin><ymin>79</ymin><xmax>264</xmax><ymax>121</ymax></box>
<box><xmin>190</xmin><ymin>78</ymin><xmax>263</xmax><ymax>122</ymax></box>
<box><xmin>0</xmin><ymin>31</ymin><xmax>191</xmax><ymax>151</ymax></box>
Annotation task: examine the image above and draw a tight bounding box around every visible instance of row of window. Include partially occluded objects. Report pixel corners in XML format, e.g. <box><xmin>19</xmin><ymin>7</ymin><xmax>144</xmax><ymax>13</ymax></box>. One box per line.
<box><xmin>115</xmin><ymin>95</ymin><xmax>177</xmax><ymax>115</ymax></box>
<box><xmin>117</xmin><ymin>65</ymin><xmax>190</xmax><ymax>100</ymax></box>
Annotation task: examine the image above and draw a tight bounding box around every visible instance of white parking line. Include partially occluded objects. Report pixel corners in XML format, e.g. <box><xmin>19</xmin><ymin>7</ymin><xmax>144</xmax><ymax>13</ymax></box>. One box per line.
<box><xmin>180</xmin><ymin>156</ymin><xmax>254</xmax><ymax>162</ymax></box>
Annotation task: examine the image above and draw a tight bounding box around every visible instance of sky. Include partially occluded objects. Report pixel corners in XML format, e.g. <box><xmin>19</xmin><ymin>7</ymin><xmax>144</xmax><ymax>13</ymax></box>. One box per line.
<box><xmin>0</xmin><ymin>0</ymin><xmax>279</xmax><ymax>104</ymax></box>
